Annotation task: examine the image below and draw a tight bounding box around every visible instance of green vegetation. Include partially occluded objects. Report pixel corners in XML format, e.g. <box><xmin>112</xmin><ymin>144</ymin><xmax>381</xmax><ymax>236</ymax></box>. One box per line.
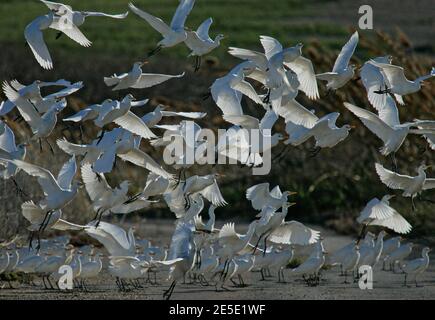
<box><xmin>0</xmin><ymin>0</ymin><xmax>348</xmax><ymax>62</ymax></box>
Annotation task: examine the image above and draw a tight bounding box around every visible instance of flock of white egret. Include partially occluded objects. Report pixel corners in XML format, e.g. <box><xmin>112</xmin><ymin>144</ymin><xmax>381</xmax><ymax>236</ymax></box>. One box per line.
<box><xmin>0</xmin><ymin>0</ymin><xmax>434</xmax><ymax>299</ymax></box>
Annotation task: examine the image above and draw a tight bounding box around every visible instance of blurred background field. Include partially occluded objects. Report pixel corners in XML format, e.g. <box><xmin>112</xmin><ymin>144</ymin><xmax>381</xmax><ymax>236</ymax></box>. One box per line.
<box><xmin>0</xmin><ymin>0</ymin><xmax>434</xmax><ymax>243</ymax></box>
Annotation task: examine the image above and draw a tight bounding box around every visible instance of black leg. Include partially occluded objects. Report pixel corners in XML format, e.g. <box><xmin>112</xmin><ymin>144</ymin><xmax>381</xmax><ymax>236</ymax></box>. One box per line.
<box><xmin>194</xmin><ymin>56</ymin><xmax>201</xmax><ymax>72</ymax></box>
<box><xmin>46</xmin><ymin>139</ymin><xmax>55</xmax><ymax>154</ymax></box>
<box><xmin>12</xmin><ymin>178</ymin><xmax>28</xmax><ymax>198</ymax></box>
<box><xmin>391</xmin><ymin>153</ymin><xmax>398</xmax><ymax>171</ymax></box>
<box><xmin>308</xmin><ymin>147</ymin><xmax>321</xmax><ymax>158</ymax></box>
<box><xmin>262</xmin><ymin>235</ymin><xmax>269</xmax><ymax>257</ymax></box>
<box><xmin>262</xmin><ymin>89</ymin><xmax>271</xmax><ymax>104</ymax></box>
<box><xmin>356</xmin><ymin>224</ymin><xmax>368</xmax><ymax>245</ymax></box>
<box><xmin>148</xmin><ymin>45</ymin><xmax>162</xmax><ymax>58</ymax></box>
<box><xmin>96</xmin><ymin>129</ymin><xmax>106</xmax><ymax>145</ymax></box>
<box><xmin>202</xmin><ymin>91</ymin><xmax>211</xmax><ymax>101</ymax></box>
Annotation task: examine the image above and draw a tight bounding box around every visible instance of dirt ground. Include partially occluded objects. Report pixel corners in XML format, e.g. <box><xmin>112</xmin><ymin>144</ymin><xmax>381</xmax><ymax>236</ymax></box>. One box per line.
<box><xmin>0</xmin><ymin>220</ymin><xmax>434</xmax><ymax>300</ymax></box>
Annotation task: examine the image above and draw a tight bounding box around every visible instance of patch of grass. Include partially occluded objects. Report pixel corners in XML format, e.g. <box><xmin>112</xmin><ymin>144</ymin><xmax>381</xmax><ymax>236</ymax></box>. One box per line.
<box><xmin>287</xmin><ymin>257</ymin><xmax>302</xmax><ymax>269</ymax></box>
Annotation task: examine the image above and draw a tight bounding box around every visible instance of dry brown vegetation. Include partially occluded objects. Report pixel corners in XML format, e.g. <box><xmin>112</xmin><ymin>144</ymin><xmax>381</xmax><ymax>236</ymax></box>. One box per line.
<box><xmin>0</xmin><ymin>29</ymin><xmax>434</xmax><ymax>244</ymax></box>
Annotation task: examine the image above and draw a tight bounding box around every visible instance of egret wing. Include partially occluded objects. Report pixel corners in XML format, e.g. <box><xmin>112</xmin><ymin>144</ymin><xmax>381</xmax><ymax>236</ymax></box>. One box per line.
<box><xmin>332</xmin><ymin>31</ymin><xmax>359</xmax><ymax>73</ymax></box>
<box><xmin>11</xmin><ymin>160</ymin><xmax>60</xmax><ymax>195</ymax></box>
<box><xmin>423</xmin><ymin>178</ymin><xmax>435</xmax><ymax>190</ymax></box>
<box><xmin>369</xmin><ymin>214</ymin><xmax>412</xmax><ymax>234</ymax></box>
<box><xmin>0</xmin><ymin>123</ymin><xmax>17</xmax><ymax>153</ymax></box>
<box><xmin>232</xmin><ymin>80</ymin><xmax>264</xmax><ymax>106</ymax></box>
<box><xmin>82</xmin><ymin>11</ymin><xmax>129</xmax><ymax>19</ymax></box>
<box><xmin>170</xmin><ymin>0</ymin><xmax>195</xmax><ymax>30</ymax></box>
<box><xmin>285</xmin><ymin>56</ymin><xmax>319</xmax><ymax>100</ymax></box>
<box><xmin>269</xmin><ymin>221</ymin><xmax>320</xmax><ymax>245</ymax></box>
<box><xmin>131</xmin><ymin>72</ymin><xmax>185</xmax><ymax>89</ymax></box>
<box><xmin>259</xmin><ymin>35</ymin><xmax>283</xmax><ymax>60</ymax></box>
<box><xmin>118</xmin><ymin>148</ymin><xmax>173</xmax><ymax>179</ymax></box>
<box><xmin>278</xmin><ymin>99</ymin><xmax>318</xmax><ymax>128</ymax></box>
<box><xmin>199</xmin><ymin>180</ymin><xmax>227</xmax><ymax>207</ymax></box>
<box><xmin>113</xmin><ymin>111</ymin><xmax>157</xmax><ymax>139</ymax></box>
<box><xmin>81</xmin><ymin>163</ymin><xmax>111</xmax><ymax>201</ymax></box>
<box><xmin>223</xmin><ymin>114</ymin><xmax>259</xmax><ymax>129</ymax></box>
<box><xmin>344</xmin><ymin>102</ymin><xmax>393</xmax><ymax>143</ymax></box>
<box><xmin>24</xmin><ymin>20</ymin><xmax>53</xmax><ymax>70</ymax></box>
<box><xmin>357</xmin><ymin>197</ymin><xmax>397</xmax><ymax>223</ymax></box>
<box><xmin>375</xmin><ymin>163</ymin><xmax>414</xmax><ymax>190</ymax></box>
<box><xmin>196</xmin><ymin>17</ymin><xmax>213</xmax><ymax>41</ymax></box>
<box><xmin>228</xmin><ymin>47</ymin><xmax>269</xmax><ymax>71</ymax></box>
<box><xmin>246</xmin><ymin>183</ymin><xmax>270</xmax><ymax>210</ymax></box>
<box><xmin>56</xmin><ymin>155</ymin><xmax>77</xmax><ymax>190</ymax></box>
<box><xmin>50</xmin><ymin>17</ymin><xmax>92</xmax><ymax>47</ymax></box>
<box><xmin>129</xmin><ymin>3</ymin><xmax>172</xmax><ymax>36</ymax></box>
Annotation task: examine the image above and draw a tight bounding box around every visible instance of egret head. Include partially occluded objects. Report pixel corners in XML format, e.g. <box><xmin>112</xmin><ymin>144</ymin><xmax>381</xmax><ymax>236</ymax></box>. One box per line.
<box><xmin>73</xmin><ymin>180</ymin><xmax>84</xmax><ymax>190</ymax></box>
<box><xmin>423</xmin><ymin>247</ymin><xmax>431</xmax><ymax>254</ymax></box>
<box><xmin>342</xmin><ymin>124</ymin><xmax>354</xmax><ymax>132</ymax></box>
<box><xmin>124</xmin><ymin>93</ymin><xmax>135</xmax><ymax>101</ymax></box>
<box><xmin>215</xmin><ymin>34</ymin><xmax>225</xmax><ymax>42</ymax></box>
<box><xmin>156</xmin><ymin>104</ymin><xmax>166</xmax><ymax>111</ymax></box>
<box><xmin>52</xmin><ymin>99</ymin><xmax>67</xmax><ymax>113</ymax></box>
<box><xmin>419</xmin><ymin>163</ymin><xmax>432</xmax><ymax>171</ymax></box>
<box><xmin>65</xmin><ymin>244</ymin><xmax>75</xmax><ymax>251</ymax></box>
<box><xmin>17</xmin><ymin>143</ymin><xmax>29</xmax><ymax>150</ymax></box>
<box><xmin>378</xmin><ymin>230</ymin><xmax>387</xmax><ymax>238</ymax></box>
<box><xmin>284</xmin><ymin>191</ymin><xmax>297</xmax><ymax>197</ymax></box>
<box><xmin>283</xmin><ymin>202</ymin><xmax>296</xmax><ymax>208</ymax></box>
<box><xmin>241</xmin><ymin>61</ymin><xmax>257</xmax><ymax>75</ymax></box>
<box><xmin>272</xmin><ymin>133</ymin><xmax>285</xmax><ymax>143</ymax></box>
<box><xmin>382</xmin><ymin>194</ymin><xmax>395</xmax><ymax>202</ymax></box>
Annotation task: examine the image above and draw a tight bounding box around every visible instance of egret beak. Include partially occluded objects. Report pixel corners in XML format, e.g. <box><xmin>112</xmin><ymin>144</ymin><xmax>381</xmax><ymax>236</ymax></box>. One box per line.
<box><xmin>141</xmin><ymin>61</ymin><xmax>149</xmax><ymax>67</ymax></box>
<box><xmin>288</xmin><ymin>191</ymin><xmax>298</xmax><ymax>196</ymax></box>
<box><xmin>350</xmin><ymin>125</ymin><xmax>356</xmax><ymax>129</ymax></box>
<box><xmin>288</xmin><ymin>202</ymin><xmax>297</xmax><ymax>207</ymax></box>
